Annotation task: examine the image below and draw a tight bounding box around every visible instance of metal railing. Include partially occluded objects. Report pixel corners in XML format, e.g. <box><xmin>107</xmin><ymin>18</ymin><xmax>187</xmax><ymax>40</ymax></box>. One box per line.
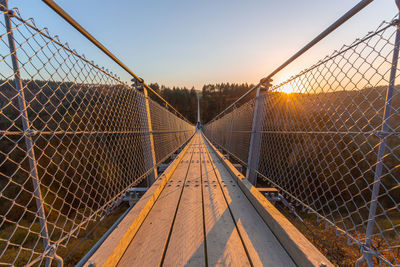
<box><xmin>204</xmin><ymin>2</ymin><xmax>400</xmax><ymax>266</ymax></box>
<box><xmin>0</xmin><ymin>1</ymin><xmax>194</xmax><ymax>266</ymax></box>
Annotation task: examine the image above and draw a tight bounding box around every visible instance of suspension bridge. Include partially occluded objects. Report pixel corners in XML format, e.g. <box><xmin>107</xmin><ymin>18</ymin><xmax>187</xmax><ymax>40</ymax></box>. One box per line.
<box><xmin>0</xmin><ymin>0</ymin><xmax>399</xmax><ymax>266</ymax></box>
<box><xmin>87</xmin><ymin>132</ymin><xmax>322</xmax><ymax>267</ymax></box>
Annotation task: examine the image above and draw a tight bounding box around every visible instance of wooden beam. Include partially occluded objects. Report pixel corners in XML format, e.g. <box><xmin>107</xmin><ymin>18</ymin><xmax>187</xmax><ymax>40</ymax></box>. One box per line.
<box><xmin>85</xmin><ymin>136</ymin><xmax>195</xmax><ymax>267</ymax></box>
<box><xmin>202</xmin><ymin>133</ymin><xmax>333</xmax><ymax>267</ymax></box>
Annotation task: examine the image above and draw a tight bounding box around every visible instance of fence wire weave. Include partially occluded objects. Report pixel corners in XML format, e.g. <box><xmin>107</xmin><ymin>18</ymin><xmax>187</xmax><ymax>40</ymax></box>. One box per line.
<box><xmin>204</xmin><ymin>16</ymin><xmax>400</xmax><ymax>265</ymax></box>
<box><xmin>0</xmin><ymin>6</ymin><xmax>194</xmax><ymax>266</ymax></box>
<box><xmin>205</xmin><ymin>99</ymin><xmax>255</xmax><ymax>165</ymax></box>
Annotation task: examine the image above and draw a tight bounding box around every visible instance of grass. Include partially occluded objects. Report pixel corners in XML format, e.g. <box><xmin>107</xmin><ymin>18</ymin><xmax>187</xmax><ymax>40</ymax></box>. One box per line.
<box><xmin>56</xmin><ymin>204</ymin><xmax>129</xmax><ymax>266</ymax></box>
<box><xmin>277</xmin><ymin>205</ymin><xmax>400</xmax><ymax>266</ymax></box>
<box><xmin>0</xmin><ymin>204</ymin><xmax>129</xmax><ymax>266</ymax></box>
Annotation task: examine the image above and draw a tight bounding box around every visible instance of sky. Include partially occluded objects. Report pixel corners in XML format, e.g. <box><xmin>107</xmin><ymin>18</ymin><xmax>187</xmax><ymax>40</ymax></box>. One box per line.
<box><xmin>10</xmin><ymin>0</ymin><xmax>399</xmax><ymax>89</ymax></box>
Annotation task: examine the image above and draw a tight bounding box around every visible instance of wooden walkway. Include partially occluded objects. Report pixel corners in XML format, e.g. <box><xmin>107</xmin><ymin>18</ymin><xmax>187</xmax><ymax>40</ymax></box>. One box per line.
<box><xmin>117</xmin><ymin>133</ymin><xmax>296</xmax><ymax>266</ymax></box>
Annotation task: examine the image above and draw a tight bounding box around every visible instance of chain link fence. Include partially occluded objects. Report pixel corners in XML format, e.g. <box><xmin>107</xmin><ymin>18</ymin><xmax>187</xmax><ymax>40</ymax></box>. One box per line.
<box><xmin>0</xmin><ymin>5</ymin><xmax>194</xmax><ymax>266</ymax></box>
<box><xmin>205</xmin><ymin>99</ymin><xmax>255</xmax><ymax>165</ymax></box>
<box><xmin>149</xmin><ymin>99</ymin><xmax>195</xmax><ymax>164</ymax></box>
<box><xmin>204</xmin><ymin>14</ymin><xmax>400</xmax><ymax>266</ymax></box>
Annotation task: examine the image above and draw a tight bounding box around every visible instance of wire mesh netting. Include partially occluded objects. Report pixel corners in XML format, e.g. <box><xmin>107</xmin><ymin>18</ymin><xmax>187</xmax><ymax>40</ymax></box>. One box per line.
<box><xmin>205</xmin><ymin>99</ymin><xmax>255</xmax><ymax>165</ymax></box>
<box><xmin>149</xmin><ymin>99</ymin><xmax>194</xmax><ymax>164</ymax></box>
<box><xmin>204</xmin><ymin>16</ymin><xmax>400</xmax><ymax>265</ymax></box>
<box><xmin>0</xmin><ymin>6</ymin><xmax>194</xmax><ymax>266</ymax></box>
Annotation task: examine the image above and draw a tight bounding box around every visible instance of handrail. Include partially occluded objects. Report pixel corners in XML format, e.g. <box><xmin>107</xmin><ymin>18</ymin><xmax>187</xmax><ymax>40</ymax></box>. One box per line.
<box><xmin>41</xmin><ymin>0</ymin><xmax>190</xmax><ymax>123</ymax></box>
<box><xmin>209</xmin><ymin>0</ymin><xmax>374</xmax><ymax>123</ymax></box>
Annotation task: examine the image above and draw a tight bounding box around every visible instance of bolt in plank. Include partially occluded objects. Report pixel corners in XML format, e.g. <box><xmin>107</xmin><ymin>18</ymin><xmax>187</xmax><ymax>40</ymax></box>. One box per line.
<box><xmin>203</xmin><ymin>135</ymin><xmax>296</xmax><ymax>267</ymax></box>
<box><xmin>200</xmin><ymin>140</ymin><xmax>250</xmax><ymax>266</ymax></box>
<box><xmin>117</xmin><ymin>138</ymin><xmax>198</xmax><ymax>267</ymax></box>
<box><xmin>162</xmin><ymin>135</ymin><xmax>206</xmax><ymax>266</ymax></box>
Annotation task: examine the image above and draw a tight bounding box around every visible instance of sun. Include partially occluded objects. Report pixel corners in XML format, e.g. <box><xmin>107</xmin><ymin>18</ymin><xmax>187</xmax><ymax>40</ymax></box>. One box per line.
<box><xmin>278</xmin><ymin>84</ymin><xmax>297</xmax><ymax>94</ymax></box>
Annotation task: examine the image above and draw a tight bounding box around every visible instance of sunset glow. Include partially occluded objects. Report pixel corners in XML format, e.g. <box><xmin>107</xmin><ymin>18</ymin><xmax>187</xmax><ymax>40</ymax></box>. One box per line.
<box><xmin>278</xmin><ymin>86</ymin><xmax>296</xmax><ymax>94</ymax></box>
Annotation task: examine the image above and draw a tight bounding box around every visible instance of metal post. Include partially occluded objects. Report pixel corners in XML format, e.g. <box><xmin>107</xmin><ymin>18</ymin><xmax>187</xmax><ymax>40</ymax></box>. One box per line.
<box><xmin>197</xmin><ymin>93</ymin><xmax>201</xmax><ymax>129</ymax></box>
<box><xmin>134</xmin><ymin>79</ymin><xmax>157</xmax><ymax>186</ymax></box>
<box><xmin>246</xmin><ymin>85</ymin><xmax>268</xmax><ymax>185</ymax></box>
<box><xmin>0</xmin><ymin>1</ymin><xmax>58</xmax><ymax>266</ymax></box>
<box><xmin>356</xmin><ymin>2</ymin><xmax>400</xmax><ymax>266</ymax></box>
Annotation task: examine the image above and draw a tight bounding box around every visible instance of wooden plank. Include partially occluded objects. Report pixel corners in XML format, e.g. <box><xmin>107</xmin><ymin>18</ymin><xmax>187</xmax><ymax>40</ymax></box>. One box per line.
<box><xmin>202</xmin><ymin>135</ymin><xmax>297</xmax><ymax>267</ymax></box>
<box><xmin>200</xmin><ymin>141</ymin><xmax>251</xmax><ymax>266</ymax></box>
<box><xmin>162</xmin><ymin>137</ymin><xmax>206</xmax><ymax>266</ymax></box>
<box><xmin>86</xmin><ymin>135</ymin><xmax>195</xmax><ymax>267</ymax></box>
<box><xmin>117</xmin><ymin>140</ymin><xmax>197</xmax><ymax>267</ymax></box>
<box><xmin>203</xmin><ymin>133</ymin><xmax>333</xmax><ymax>267</ymax></box>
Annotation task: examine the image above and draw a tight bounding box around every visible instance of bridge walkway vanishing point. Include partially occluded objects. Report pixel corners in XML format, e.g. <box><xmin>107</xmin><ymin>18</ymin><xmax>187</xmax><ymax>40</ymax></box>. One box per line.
<box><xmin>4</xmin><ymin>1</ymin><xmax>400</xmax><ymax>265</ymax></box>
<box><xmin>86</xmin><ymin>132</ymin><xmax>331</xmax><ymax>267</ymax></box>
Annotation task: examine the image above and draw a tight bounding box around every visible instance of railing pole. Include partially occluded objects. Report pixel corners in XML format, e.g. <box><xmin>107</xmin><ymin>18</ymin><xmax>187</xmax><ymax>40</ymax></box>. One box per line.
<box><xmin>0</xmin><ymin>1</ymin><xmax>61</xmax><ymax>266</ymax></box>
<box><xmin>356</xmin><ymin>3</ymin><xmax>400</xmax><ymax>266</ymax></box>
<box><xmin>246</xmin><ymin>85</ymin><xmax>268</xmax><ymax>185</ymax></box>
<box><xmin>197</xmin><ymin>93</ymin><xmax>201</xmax><ymax>129</ymax></box>
<box><xmin>134</xmin><ymin>79</ymin><xmax>157</xmax><ymax>186</ymax></box>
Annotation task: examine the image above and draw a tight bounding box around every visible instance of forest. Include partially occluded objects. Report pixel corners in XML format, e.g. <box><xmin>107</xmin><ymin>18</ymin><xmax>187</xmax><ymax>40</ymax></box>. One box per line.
<box><xmin>0</xmin><ymin>79</ymin><xmax>253</xmax><ymax>265</ymax></box>
<box><xmin>147</xmin><ymin>82</ymin><xmax>255</xmax><ymax>124</ymax></box>
<box><xmin>1</xmin><ymin>78</ymin><xmax>399</xmax><ymax>265</ymax></box>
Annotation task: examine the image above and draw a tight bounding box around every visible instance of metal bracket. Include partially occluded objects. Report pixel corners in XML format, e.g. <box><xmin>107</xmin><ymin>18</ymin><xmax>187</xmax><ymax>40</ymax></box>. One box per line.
<box><xmin>122</xmin><ymin>187</ymin><xmax>148</xmax><ymax>205</ymax></box>
<box><xmin>258</xmin><ymin>188</ymin><xmax>301</xmax><ymax>220</ymax></box>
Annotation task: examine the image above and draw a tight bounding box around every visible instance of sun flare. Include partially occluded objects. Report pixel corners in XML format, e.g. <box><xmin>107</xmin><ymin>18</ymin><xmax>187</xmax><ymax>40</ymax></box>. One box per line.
<box><xmin>277</xmin><ymin>85</ymin><xmax>297</xmax><ymax>94</ymax></box>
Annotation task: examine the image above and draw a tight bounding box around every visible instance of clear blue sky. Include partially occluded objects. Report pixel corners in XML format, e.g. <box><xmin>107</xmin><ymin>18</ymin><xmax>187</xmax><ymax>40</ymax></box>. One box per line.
<box><xmin>11</xmin><ymin>0</ymin><xmax>398</xmax><ymax>89</ymax></box>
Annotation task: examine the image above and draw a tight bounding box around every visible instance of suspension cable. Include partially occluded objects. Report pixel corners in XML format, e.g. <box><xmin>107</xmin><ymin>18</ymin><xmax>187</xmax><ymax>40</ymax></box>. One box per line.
<box><xmin>41</xmin><ymin>0</ymin><xmax>189</xmax><ymax>122</ymax></box>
